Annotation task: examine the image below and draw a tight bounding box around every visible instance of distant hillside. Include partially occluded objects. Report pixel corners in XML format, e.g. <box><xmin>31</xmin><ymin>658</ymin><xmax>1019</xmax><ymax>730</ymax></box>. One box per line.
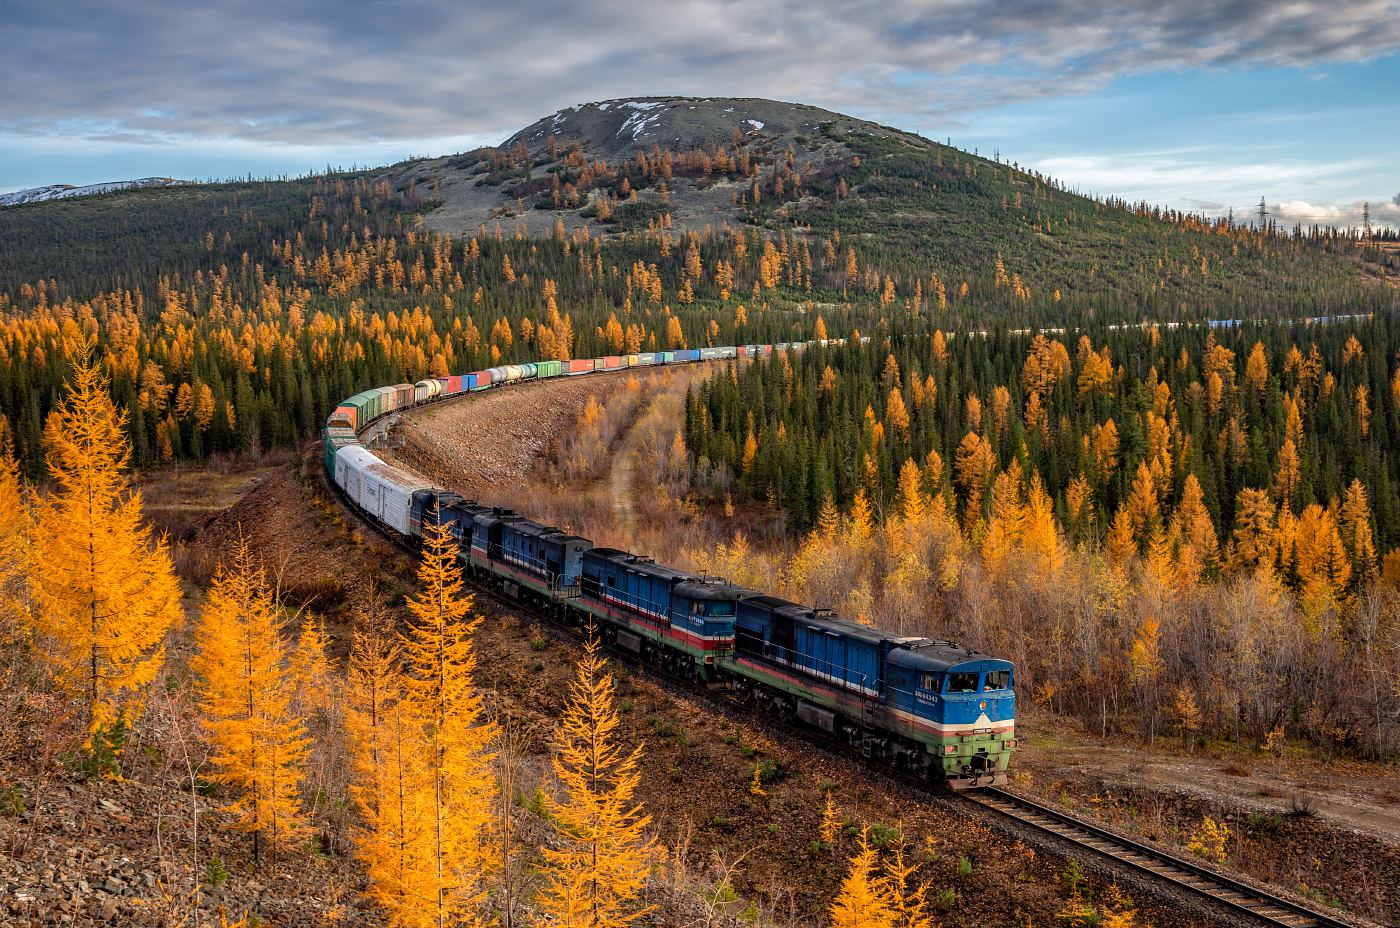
<box><xmin>0</xmin><ymin>177</ymin><xmax>188</xmax><ymax>206</ymax></box>
<box><xmin>392</xmin><ymin>96</ymin><xmax>1394</xmax><ymax>308</ymax></box>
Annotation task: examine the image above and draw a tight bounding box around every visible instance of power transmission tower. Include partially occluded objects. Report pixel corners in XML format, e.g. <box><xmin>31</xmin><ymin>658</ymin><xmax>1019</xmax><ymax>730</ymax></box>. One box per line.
<box><xmin>1257</xmin><ymin>197</ymin><xmax>1269</xmax><ymax>228</ymax></box>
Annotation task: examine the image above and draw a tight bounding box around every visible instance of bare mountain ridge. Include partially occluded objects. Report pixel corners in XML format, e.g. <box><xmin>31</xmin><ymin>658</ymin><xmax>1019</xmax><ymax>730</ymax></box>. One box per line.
<box><xmin>502</xmin><ymin>96</ymin><xmax>918</xmax><ymax>161</ymax></box>
<box><xmin>411</xmin><ymin>96</ymin><xmax>930</xmax><ymax>239</ymax></box>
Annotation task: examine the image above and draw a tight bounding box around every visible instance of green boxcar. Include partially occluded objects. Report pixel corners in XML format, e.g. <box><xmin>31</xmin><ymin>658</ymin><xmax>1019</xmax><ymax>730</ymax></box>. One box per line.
<box><xmin>347</xmin><ymin>390</ymin><xmax>379</xmax><ymax>422</ymax></box>
<box><xmin>536</xmin><ymin>359</ymin><xmax>562</xmax><ymax>378</ymax></box>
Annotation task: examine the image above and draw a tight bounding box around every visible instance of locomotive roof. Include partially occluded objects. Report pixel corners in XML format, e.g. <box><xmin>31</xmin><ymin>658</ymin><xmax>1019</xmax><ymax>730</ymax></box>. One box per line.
<box><xmin>743</xmin><ymin>596</ymin><xmax>887</xmax><ymax>645</ymax></box>
<box><xmin>886</xmin><ymin>640</ymin><xmax>1011</xmax><ymax>673</ymax></box>
<box><xmin>587</xmin><ymin>547</ymin><xmax>695</xmax><ymax>583</ymax></box>
<box><xmin>673</xmin><ymin>579</ymin><xmax>754</xmax><ymax>602</ymax></box>
<box><xmin>507</xmin><ymin>518</ymin><xmax>590</xmax><ymax>546</ymax></box>
<box><xmin>586</xmin><ymin>548</ymin><xmax>751</xmax><ymax>599</ymax></box>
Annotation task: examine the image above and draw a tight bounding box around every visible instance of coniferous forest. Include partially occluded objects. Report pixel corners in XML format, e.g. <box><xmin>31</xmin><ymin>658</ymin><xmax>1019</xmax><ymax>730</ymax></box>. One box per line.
<box><xmin>2</xmin><ymin>126</ymin><xmax>1400</xmax><ymax>926</ymax></box>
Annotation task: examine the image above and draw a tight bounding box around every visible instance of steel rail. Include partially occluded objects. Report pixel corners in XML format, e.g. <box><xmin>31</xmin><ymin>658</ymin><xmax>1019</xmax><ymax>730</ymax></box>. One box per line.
<box><xmin>964</xmin><ymin>787</ymin><xmax>1357</xmax><ymax>928</ymax></box>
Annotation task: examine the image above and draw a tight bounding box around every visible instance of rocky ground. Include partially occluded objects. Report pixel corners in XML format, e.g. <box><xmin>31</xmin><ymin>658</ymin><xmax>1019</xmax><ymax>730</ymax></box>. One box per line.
<box><xmin>393</xmin><ymin>371</ymin><xmax>637</xmax><ymax>498</ymax></box>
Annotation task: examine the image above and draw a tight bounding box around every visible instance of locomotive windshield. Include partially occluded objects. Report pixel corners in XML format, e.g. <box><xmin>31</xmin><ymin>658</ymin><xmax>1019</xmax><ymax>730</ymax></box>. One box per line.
<box><xmin>985</xmin><ymin>670</ymin><xmax>1012</xmax><ymax>690</ymax></box>
<box><xmin>947</xmin><ymin>672</ymin><xmax>980</xmax><ymax>693</ymax></box>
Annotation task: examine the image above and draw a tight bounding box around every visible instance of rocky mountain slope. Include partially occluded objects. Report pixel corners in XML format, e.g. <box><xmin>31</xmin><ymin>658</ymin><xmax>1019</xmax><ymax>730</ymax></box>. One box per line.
<box><xmin>502</xmin><ymin>96</ymin><xmax>913</xmax><ymax>161</ymax></box>
<box><xmin>407</xmin><ymin>96</ymin><xmax>925</xmax><ymax>239</ymax></box>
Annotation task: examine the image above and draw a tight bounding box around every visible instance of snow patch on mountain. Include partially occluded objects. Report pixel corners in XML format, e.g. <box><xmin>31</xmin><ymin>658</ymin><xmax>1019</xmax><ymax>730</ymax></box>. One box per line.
<box><xmin>0</xmin><ymin>177</ymin><xmax>189</xmax><ymax>207</ymax></box>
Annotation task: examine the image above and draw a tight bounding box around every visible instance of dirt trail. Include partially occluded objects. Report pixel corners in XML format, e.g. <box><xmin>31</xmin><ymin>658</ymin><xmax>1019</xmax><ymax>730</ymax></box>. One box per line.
<box><xmin>604</xmin><ymin>368</ymin><xmax>707</xmax><ymax>552</ymax></box>
<box><xmin>609</xmin><ymin>433</ymin><xmax>637</xmax><ymax>545</ymax></box>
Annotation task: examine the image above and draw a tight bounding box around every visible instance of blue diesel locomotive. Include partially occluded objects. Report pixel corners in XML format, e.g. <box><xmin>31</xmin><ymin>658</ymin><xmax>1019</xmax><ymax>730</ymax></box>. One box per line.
<box><xmin>324</xmin><ymin>347</ymin><xmax>1015</xmax><ymax>788</ymax></box>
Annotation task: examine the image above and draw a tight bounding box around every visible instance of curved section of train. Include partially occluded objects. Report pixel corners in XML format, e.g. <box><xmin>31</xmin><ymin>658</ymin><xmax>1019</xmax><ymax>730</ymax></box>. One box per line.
<box><xmin>323</xmin><ymin>346</ymin><xmax>1016</xmax><ymax>789</ymax></box>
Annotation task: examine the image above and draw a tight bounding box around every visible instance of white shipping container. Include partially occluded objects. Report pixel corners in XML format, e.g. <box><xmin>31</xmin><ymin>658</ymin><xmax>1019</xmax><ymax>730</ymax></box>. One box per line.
<box><xmin>335</xmin><ymin>446</ymin><xmax>378</xmax><ymax>505</ymax></box>
<box><xmin>364</xmin><ymin>463</ymin><xmax>434</xmax><ymax>535</ymax></box>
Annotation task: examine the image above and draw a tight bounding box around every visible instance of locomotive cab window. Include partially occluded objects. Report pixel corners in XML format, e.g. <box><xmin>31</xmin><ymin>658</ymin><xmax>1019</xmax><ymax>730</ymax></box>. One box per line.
<box><xmin>984</xmin><ymin>670</ymin><xmax>1011</xmax><ymax>690</ymax></box>
<box><xmin>710</xmin><ymin>601</ymin><xmax>735</xmax><ymax>616</ymax></box>
<box><xmin>947</xmin><ymin>672</ymin><xmax>980</xmax><ymax>693</ymax></box>
<box><xmin>919</xmin><ymin>673</ymin><xmax>942</xmax><ymax>692</ymax></box>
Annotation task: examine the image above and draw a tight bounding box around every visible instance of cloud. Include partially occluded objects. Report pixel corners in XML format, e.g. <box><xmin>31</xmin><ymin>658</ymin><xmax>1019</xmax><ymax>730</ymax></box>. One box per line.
<box><xmin>1275</xmin><ymin>199</ymin><xmax>1400</xmax><ymax>227</ymax></box>
<box><xmin>2</xmin><ymin>0</ymin><xmax>1399</xmax><ymax>147</ymax></box>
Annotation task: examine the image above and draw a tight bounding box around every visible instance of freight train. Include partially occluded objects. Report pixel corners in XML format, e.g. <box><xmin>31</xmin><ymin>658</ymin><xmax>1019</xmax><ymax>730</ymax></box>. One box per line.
<box><xmin>323</xmin><ymin>346</ymin><xmax>1015</xmax><ymax>788</ymax></box>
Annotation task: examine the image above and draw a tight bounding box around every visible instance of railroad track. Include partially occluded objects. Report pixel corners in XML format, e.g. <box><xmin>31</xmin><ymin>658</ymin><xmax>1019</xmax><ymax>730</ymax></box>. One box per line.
<box><xmin>317</xmin><ymin>453</ymin><xmax>1374</xmax><ymax>928</ymax></box>
<box><xmin>963</xmin><ymin>787</ymin><xmax>1356</xmax><ymax>928</ymax></box>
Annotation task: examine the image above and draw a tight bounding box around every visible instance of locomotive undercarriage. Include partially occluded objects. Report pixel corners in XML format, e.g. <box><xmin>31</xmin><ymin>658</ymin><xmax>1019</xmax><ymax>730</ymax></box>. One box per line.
<box><xmin>729</xmin><ymin>676</ymin><xmax>935</xmax><ymax>779</ymax></box>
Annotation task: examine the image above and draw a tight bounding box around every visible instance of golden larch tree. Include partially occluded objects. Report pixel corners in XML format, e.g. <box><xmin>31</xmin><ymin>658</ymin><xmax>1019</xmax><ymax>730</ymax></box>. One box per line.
<box><xmin>882</xmin><ymin>834</ymin><xmax>935</xmax><ymax>928</ymax></box>
<box><xmin>192</xmin><ymin>536</ymin><xmax>310</xmax><ymax>865</ymax></box>
<box><xmin>1339</xmin><ymin>479</ymin><xmax>1377</xmax><ymax>582</ymax></box>
<box><xmin>0</xmin><ymin>448</ymin><xmax>29</xmax><ymax>635</ymax></box>
<box><xmin>401</xmin><ymin>521</ymin><xmax>498</xmax><ymax>927</ymax></box>
<box><xmin>29</xmin><ymin>353</ymin><xmax>182</xmax><ymax>736</ymax></box>
<box><xmin>344</xmin><ymin>601</ymin><xmax>438</xmax><ymax>928</ymax></box>
<box><xmin>536</xmin><ymin>628</ymin><xmax>654</xmax><ymax>928</ymax></box>
<box><xmin>828</xmin><ymin>828</ymin><xmax>896</xmax><ymax>928</ymax></box>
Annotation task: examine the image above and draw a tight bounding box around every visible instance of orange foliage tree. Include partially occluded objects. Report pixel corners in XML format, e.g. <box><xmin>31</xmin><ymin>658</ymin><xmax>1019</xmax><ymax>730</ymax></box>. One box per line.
<box><xmin>28</xmin><ymin>353</ymin><xmax>181</xmax><ymax>739</ymax></box>
<box><xmin>192</xmin><ymin>536</ymin><xmax>310</xmax><ymax>866</ymax></box>
<box><xmin>535</xmin><ymin>628</ymin><xmax>654</xmax><ymax>927</ymax></box>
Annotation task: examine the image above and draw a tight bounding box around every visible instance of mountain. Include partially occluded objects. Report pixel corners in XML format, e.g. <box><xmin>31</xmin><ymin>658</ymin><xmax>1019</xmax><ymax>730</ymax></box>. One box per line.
<box><xmin>0</xmin><ymin>177</ymin><xmax>188</xmax><ymax>207</ymax></box>
<box><xmin>410</xmin><ymin>95</ymin><xmax>923</xmax><ymax>240</ymax></box>
<box><xmin>501</xmin><ymin>96</ymin><xmax>915</xmax><ymax>161</ymax></box>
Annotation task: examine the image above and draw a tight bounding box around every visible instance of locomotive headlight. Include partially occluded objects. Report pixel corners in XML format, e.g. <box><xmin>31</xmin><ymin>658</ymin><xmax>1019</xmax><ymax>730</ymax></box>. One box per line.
<box><xmin>943</xmin><ymin>745</ymin><xmax>957</xmax><ymax>755</ymax></box>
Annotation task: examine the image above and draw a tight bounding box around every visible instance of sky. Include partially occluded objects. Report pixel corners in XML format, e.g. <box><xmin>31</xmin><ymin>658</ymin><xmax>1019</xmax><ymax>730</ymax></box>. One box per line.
<box><xmin>3</xmin><ymin>0</ymin><xmax>1398</xmax><ymax>229</ymax></box>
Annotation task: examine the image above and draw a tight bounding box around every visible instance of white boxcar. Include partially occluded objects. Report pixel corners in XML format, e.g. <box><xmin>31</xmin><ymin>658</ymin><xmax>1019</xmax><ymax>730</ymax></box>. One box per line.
<box><xmin>335</xmin><ymin>446</ymin><xmax>379</xmax><ymax>505</ymax></box>
<box><xmin>362</xmin><ymin>463</ymin><xmax>435</xmax><ymax>535</ymax></box>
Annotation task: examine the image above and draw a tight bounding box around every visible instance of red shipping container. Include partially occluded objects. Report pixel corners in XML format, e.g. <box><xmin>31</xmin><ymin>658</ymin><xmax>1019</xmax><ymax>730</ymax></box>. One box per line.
<box><xmin>604</xmin><ymin>355</ymin><xmax>621</xmax><ymax>368</ymax></box>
